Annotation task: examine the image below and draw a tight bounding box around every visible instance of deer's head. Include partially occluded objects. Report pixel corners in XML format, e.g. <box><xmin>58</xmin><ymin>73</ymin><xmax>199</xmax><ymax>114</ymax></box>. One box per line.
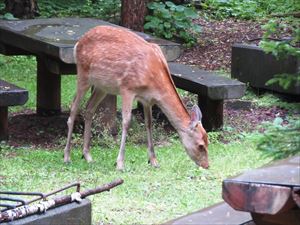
<box><xmin>182</xmin><ymin>105</ymin><xmax>209</xmax><ymax>169</ymax></box>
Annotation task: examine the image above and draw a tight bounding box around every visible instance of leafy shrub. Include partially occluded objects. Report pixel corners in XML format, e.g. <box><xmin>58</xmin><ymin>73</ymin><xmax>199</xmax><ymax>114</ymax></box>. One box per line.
<box><xmin>0</xmin><ymin>13</ymin><xmax>18</xmax><ymax>20</ymax></box>
<box><xmin>260</xmin><ymin>19</ymin><xmax>300</xmax><ymax>90</ymax></box>
<box><xmin>202</xmin><ymin>0</ymin><xmax>300</xmax><ymax>20</ymax></box>
<box><xmin>202</xmin><ymin>0</ymin><xmax>260</xmax><ymax>20</ymax></box>
<box><xmin>257</xmin><ymin>118</ymin><xmax>300</xmax><ymax>159</ymax></box>
<box><xmin>258</xmin><ymin>18</ymin><xmax>300</xmax><ymax>159</ymax></box>
<box><xmin>144</xmin><ymin>1</ymin><xmax>201</xmax><ymax>47</ymax></box>
<box><xmin>38</xmin><ymin>0</ymin><xmax>121</xmax><ymax>22</ymax></box>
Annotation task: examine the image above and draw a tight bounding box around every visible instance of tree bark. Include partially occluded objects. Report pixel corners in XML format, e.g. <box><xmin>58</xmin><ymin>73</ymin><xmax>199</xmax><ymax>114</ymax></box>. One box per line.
<box><xmin>4</xmin><ymin>0</ymin><xmax>39</xmax><ymax>19</ymax></box>
<box><xmin>121</xmin><ymin>0</ymin><xmax>150</xmax><ymax>32</ymax></box>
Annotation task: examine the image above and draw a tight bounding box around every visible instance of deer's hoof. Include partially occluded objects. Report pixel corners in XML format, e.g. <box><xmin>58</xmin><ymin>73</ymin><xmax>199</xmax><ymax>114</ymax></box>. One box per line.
<box><xmin>116</xmin><ymin>162</ymin><xmax>125</xmax><ymax>171</ymax></box>
<box><xmin>83</xmin><ymin>153</ymin><xmax>93</xmax><ymax>163</ymax></box>
<box><xmin>64</xmin><ymin>155</ymin><xmax>71</xmax><ymax>164</ymax></box>
<box><xmin>149</xmin><ymin>158</ymin><xmax>160</xmax><ymax>168</ymax></box>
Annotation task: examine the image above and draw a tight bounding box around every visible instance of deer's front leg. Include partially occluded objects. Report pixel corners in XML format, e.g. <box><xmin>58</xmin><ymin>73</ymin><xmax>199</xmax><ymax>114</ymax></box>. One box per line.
<box><xmin>83</xmin><ymin>88</ymin><xmax>106</xmax><ymax>162</ymax></box>
<box><xmin>64</xmin><ymin>81</ymin><xmax>89</xmax><ymax>163</ymax></box>
<box><xmin>143</xmin><ymin>104</ymin><xmax>159</xmax><ymax>168</ymax></box>
<box><xmin>116</xmin><ymin>91</ymin><xmax>135</xmax><ymax>171</ymax></box>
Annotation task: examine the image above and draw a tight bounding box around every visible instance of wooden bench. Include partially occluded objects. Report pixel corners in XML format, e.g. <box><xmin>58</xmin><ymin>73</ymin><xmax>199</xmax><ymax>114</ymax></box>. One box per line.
<box><xmin>168</xmin><ymin>63</ymin><xmax>246</xmax><ymax>131</ymax></box>
<box><xmin>163</xmin><ymin>201</ymin><xmax>254</xmax><ymax>225</ymax></box>
<box><xmin>0</xmin><ymin>80</ymin><xmax>28</xmax><ymax>141</ymax></box>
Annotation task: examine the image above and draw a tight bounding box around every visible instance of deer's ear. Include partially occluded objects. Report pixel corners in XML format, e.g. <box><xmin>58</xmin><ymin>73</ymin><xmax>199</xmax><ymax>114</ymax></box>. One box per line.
<box><xmin>190</xmin><ymin>105</ymin><xmax>202</xmax><ymax>128</ymax></box>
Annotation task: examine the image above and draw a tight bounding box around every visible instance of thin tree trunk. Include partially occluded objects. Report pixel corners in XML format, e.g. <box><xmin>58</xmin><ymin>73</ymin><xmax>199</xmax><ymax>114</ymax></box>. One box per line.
<box><xmin>120</xmin><ymin>0</ymin><xmax>150</xmax><ymax>32</ymax></box>
<box><xmin>4</xmin><ymin>0</ymin><xmax>40</xmax><ymax>19</ymax></box>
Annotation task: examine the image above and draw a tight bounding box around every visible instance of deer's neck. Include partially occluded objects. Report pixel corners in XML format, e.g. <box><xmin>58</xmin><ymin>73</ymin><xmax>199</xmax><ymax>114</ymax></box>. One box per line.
<box><xmin>156</xmin><ymin>91</ymin><xmax>191</xmax><ymax>135</ymax></box>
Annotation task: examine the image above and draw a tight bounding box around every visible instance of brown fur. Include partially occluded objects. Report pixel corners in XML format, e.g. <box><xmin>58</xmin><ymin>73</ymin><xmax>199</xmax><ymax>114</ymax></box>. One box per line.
<box><xmin>64</xmin><ymin>26</ymin><xmax>209</xmax><ymax>170</ymax></box>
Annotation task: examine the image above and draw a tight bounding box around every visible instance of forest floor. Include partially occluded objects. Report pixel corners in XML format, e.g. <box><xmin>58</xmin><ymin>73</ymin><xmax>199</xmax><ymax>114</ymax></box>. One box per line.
<box><xmin>177</xmin><ymin>18</ymin><xmax>265</xmax><ymax>71</ymax></box>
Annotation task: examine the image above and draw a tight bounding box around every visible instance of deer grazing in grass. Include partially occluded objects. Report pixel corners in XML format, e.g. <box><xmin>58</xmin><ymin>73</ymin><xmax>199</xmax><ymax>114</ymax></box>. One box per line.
<box><xmin>64</xmin><ymin>26</ymin><xmax>209</xmax><ymax>170</ymax></box>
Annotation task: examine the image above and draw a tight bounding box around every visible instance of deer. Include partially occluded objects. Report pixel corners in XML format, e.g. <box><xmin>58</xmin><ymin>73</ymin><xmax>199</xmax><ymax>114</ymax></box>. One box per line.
<box><xmin>64</xmin><ymin>25</ymin><xmax>209</xmax><ymax>170</ymax></box>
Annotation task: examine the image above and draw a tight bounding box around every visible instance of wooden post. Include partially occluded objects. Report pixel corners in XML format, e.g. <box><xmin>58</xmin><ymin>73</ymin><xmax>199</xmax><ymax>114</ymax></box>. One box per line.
<box><xmin>4</xmin><ymin>0</ymin><xmax>39</xmax><ymax>19</ymax></box>
<box><xmin>95</xmin><ymin>95</ymin><xmax>117</xmax><ymax>137</ymax></box>
<box><xmin>198</xmin><ymin>95</ymin><xmax>223</xmax><ymax>131</ymax></box>
<box><xmin>252</xmin><ymin>209</ymin><xmax>300</xmax><ymax>225</ymax></box>
<box><xmin>0</xmin><ymin>107</ymin><xmax>8</xmax><ymax>141</ymax></box>
<box><xmin>121</xmin><ymin>0</ymin><xmax>149</xmax><ymax>32</ymax></box>
<box><xmin>36</xmin><ymin>56</ymin><xmax>61</xmax><ymax>116</ymax></box>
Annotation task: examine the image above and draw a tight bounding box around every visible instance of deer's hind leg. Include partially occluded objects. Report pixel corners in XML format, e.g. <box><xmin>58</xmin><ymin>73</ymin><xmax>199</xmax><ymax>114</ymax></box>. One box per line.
<box><xmin>116</xmin><ymin>91</ymin><xmax>135</xmax><ymax>171</ymax></box>
<box><xmin>144</xmin><ymin>104</ymin><xmax>159</xmax><ymax>168</ymax></box>
<box><xmin>64</xmin><ymin>79</ymin><xmax>90</xmax><ymax>163</ymax></box>
<box><xmin>82</xmin><ymin>88</ymin><xmax>107</xmax><ymax>162</ymax></box>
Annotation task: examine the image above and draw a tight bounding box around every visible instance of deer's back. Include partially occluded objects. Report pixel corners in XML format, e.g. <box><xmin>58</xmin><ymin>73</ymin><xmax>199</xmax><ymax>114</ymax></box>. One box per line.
<box><xmin>76</xmin><ymin>26</ymin><xmax>174</xmax><ymax>99</ymax></box>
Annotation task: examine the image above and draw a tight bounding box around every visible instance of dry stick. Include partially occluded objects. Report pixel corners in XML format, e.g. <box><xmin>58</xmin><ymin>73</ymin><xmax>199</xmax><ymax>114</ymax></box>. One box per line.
<box><xmin>0</xmin><ymin>179</ymin><xmax>124</xmax><ymax>223</ymax></box>
<box><xmin>272</xmin><ymin>11</ymin><xmax>300</xmax><ymax>18</ymax></box>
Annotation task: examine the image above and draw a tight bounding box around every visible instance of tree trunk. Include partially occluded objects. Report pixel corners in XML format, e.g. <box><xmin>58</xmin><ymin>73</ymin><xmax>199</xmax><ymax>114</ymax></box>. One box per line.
<box><xmin>120</xmin><ymin>0</ymin><xmax>150</xmax><ymax>32</ymax></box>
<box><xmin>4</xmin><ymin>0</ymin><xmax>39</xmax><ymax>19</ymax></box>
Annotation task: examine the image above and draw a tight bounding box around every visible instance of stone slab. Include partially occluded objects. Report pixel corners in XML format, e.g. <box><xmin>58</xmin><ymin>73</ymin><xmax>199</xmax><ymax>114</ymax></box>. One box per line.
<box><xmin>169</xmin><ymin>62</ymin><xmax>246</xmax><ymax>100</ymax></box>
<box><xmin>231</xmin><ymin>43</ymin><xmax>300</xmax><ymax>96</ymax></box>
<box><xmin>2</xmin><ymin>199</ymin><xmax>91</xmax><ymax>225</ymax></box>
<box><xmin>0</xmin><ymin>80</ymin><xmax>28</xmax><ymax>107</ymax></box>
<box><xmin>0</xmin><ymin>18</ymin><xmax>181</xmax><ymax>63</ymax></box>
<box><xmin>163</xmin><ymin>202</ymin><xmax>253</xmax><ymax>225</ymax></box>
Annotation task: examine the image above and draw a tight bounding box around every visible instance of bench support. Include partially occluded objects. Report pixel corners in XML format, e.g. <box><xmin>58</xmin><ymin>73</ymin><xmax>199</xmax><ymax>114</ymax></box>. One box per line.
<box><xmin>95</xmin><ymin>94</ymin><xmax>118</xmax><ymax>137</ymax></box>
<box><xmin>0</xmin><ymin>106</ymin><xmax>8</xmax><ymax>140</ymax></box>
<box><xmin>198</xmin><ymin>95</ymin><xmax>223</xmax><ymax>131</ymax></box>
<box><xmin>37</xmin><ymin>56</ymin><xmax>61</xmax><ymax>116</ymax></box>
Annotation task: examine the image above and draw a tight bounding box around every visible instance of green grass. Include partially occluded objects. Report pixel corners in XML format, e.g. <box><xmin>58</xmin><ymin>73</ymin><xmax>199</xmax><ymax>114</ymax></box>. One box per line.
<box><xmin>0</xmin><ymin>55</ymin><xmax>78</xmax><ymax>111</ymax></box>
<box><xmin>0</xmin><ymin>135</ymin><xmax>271</xmax><ymax>225</ymax></box>
<box><xmin>0</xmin><ymin>55</ymin><xmax>291</xmax><ymax>224</ymax></box>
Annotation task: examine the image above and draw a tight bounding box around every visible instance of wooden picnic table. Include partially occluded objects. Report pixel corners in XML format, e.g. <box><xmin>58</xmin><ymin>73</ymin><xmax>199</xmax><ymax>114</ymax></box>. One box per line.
<box><xmin>0</xmin><ymin>18</ymin><xmax>180</xmax><ymax>130</ymax></box>
<box><xmin>222</xmin><ymin>155</ymin><xmax>300</xmax><ymax>225</ymax></box>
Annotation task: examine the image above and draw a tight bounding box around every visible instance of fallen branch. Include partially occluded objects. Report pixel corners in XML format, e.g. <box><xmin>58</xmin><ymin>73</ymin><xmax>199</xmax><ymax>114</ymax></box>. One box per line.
<box><xmin>271</xmin><ymin>11</ymin><xmax>300</xmax><ymax>18</ymax></box>
<box><xmin>0</xmin><ymin>179</ymin><xmax>124</xmax><ymax>223</ymax></box>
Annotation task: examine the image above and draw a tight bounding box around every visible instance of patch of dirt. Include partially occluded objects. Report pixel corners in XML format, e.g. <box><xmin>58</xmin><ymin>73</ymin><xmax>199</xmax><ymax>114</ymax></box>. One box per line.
<box><xmin>7</xmin><ymin>110</ymin><xmax>83</xmax><ymax>148</ymax></box>
<box><xmin>6</xmin><ymin>101</ymin><xmax>289</xmax><ymax>148</ymax></box>
<box><xmin>177</xmin><ymin>18</ymin><xmax>265</xmax><ymax>71</ymax></box>
<box><xmin>224</xmin><ymin>100</ymin><xmax>289</xmax><ymax>133</ymax></box>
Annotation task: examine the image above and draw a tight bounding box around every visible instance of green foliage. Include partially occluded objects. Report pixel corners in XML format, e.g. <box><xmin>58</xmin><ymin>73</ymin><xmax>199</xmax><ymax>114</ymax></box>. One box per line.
<box><xmin>260</xmin><ymin>19</ymin><xmax>300</xmax><ymax>90</ymax></box>
<box><xmin>202</xmin><ymin>0</ymin><xmax>300</xmax><ymax>20</ymax></box>
<box><xmin>0</xmin><ymin>12</ymin><xmax>18</xmax><ymax>20</ymax></box>
<box><xmin>257</xmin><ymin>18</ymin><xmax>300</xmax><ymax>160</ymax></box>
<box><xmin>38</xmin><ymin>0</ymin><xmax>121</xmax><ymax>21</ymax></box>
<box><xmin>258</xmin><ymin>118</ymin><xmax>300</xmax><ymax>159</ymax></box>
<box><xmin>202</xmin><ymin>0</ymin><xmax>261</xmax><ymax>20</ymax></box>
<box><xmin>144</xmin><ymin>1</ymin><xmax>201</xmax><ymax>47</ymax></box>
<box><xmin>260</xmin><ymin>19</ymin><xmax>300</xmax><ymax>58</ymax></box>
<box><xmin>265</xmin><ymin>73</ymin><xmax>300</xmax><ymax>90</ymax></box>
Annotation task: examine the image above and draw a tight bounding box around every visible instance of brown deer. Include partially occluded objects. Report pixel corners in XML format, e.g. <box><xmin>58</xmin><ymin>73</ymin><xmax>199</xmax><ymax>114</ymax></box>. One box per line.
<box><xmin>64</xmin><ymin>26</ymin><xmax>209</xmax><ymax>170</ymax></box>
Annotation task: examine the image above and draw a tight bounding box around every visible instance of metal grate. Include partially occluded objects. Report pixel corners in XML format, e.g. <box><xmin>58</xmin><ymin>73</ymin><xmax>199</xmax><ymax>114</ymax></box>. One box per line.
<box><xmin>0</xmin><ymin>182</ymin><xmax>80</xmax><ymax>212</ymax></box>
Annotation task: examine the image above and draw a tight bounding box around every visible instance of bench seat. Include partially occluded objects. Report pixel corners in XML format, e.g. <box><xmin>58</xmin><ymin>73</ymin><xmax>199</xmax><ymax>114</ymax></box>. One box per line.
<box><xmin>163</xmin><ymin>201</ymin><xmax>254</xmax><ymax>225</ymax></box>
<box><xmin>168</xmin><ymin>63</ymin><xmax>246</xmax><ymax>131</ymax></box>
<box><xmin>0</xmin><ymin>79</ymin><xmax>28</xmax><ymax>140</ymax></box>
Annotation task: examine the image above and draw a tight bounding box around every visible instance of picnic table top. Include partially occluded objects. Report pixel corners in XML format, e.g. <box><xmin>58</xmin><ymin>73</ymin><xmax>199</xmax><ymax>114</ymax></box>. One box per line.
<box><xmin>224</xmin><ymin>156</ymin><xmax>300</xmax><ymax>187</ymax></box>
<box><xmin>222</xmin><ymin>155</ymin><xmax>300</xmax><ymax>215</ymax></box>
<box><xmin>0</xmin><ymin>18</ymin><xmax>180</xmax><ymax>64</ymax></box>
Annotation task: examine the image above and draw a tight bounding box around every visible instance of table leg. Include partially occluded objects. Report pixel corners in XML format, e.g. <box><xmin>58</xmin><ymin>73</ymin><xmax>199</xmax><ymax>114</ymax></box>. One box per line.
<box><xmin>198</xmin><ymin>95</ymin><xmax>223</xmax><ymax>131</ymax></box>
<box><xmin>36</xmin><ymin>56</ymin><xmax>61</xmax><ymax>116</ymax></box>
<box><xmin>0</xmin><ymin>106</ymin><xmax>8</xmax><ymax>141</ymax></box>
<box><xmin>252</xmin><ymin>209</ymin><xmax>300</xmax><ymax>225</ymax></box>
<box><xmin>95</xmin><ymin>94</ymin><xmax>117</xmax><ymax>137</ymax></box>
